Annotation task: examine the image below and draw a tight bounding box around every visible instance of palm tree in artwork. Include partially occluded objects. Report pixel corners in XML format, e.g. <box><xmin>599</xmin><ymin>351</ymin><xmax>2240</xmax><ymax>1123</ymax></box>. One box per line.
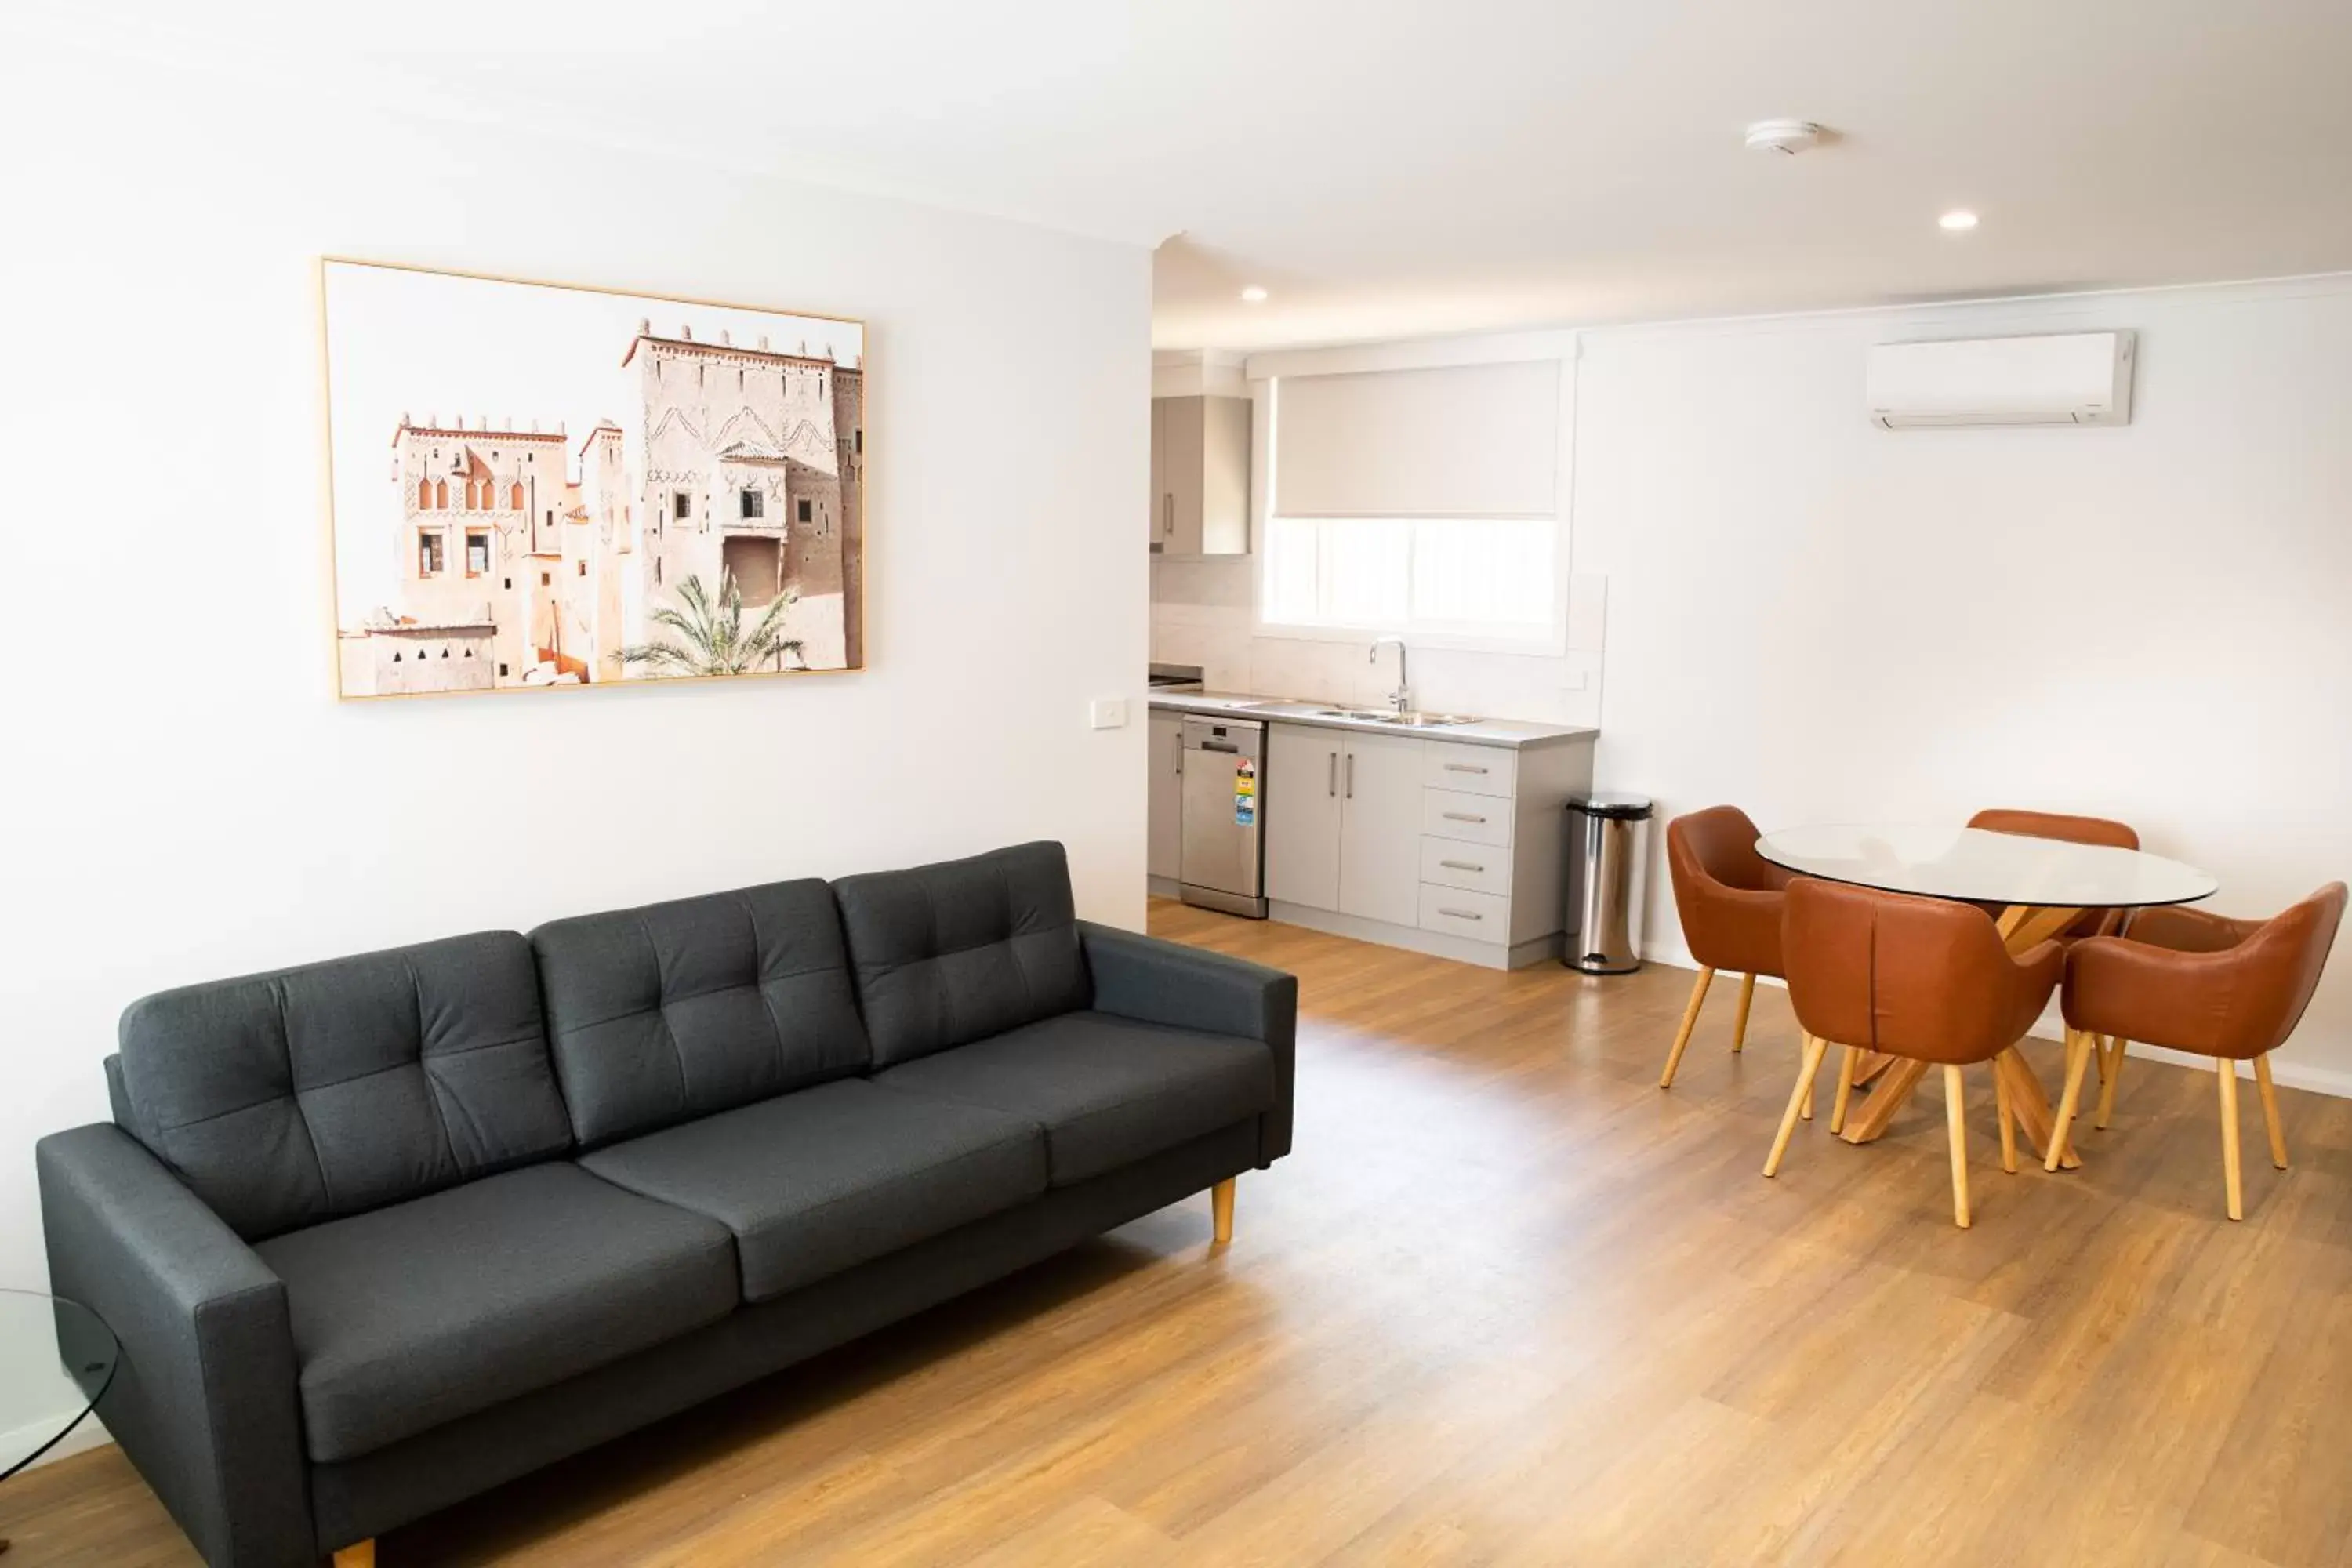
<box><xmin>620</xmin><ymin>569</ymin><xmax>803</xmax><ymax>677</ymax></box>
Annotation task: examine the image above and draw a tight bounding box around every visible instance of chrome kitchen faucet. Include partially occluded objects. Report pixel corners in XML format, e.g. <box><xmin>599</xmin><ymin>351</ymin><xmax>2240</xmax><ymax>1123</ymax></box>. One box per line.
<box><xmin>1370</xmin><ymin>636</ymin><xmax>1410</xmax><ymax>714</ymax></box>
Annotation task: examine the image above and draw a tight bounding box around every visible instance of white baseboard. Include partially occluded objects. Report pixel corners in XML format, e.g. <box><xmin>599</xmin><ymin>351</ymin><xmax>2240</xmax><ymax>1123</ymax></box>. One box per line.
<box><xmin>1269</xmin><ymin>902</ymin><xmax>1561</xmax><ymax>970</ymax></box>
<box><xmin>1</xmin><ymin>1409</ymin><xmax>111</xmax><ymax>1472</ymax></box>
<box><xmin>1639</xmin><ymin>942</ymin><xmax>2352</xmax><ymax>1101</ymax></box>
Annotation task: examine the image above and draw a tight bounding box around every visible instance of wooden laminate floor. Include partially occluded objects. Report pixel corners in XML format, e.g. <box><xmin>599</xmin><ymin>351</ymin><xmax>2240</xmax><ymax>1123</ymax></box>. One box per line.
<box><xmin>9</xmin><ymin>901</ymin><xmax>2352</xmax><ymax>1566</ymax></box>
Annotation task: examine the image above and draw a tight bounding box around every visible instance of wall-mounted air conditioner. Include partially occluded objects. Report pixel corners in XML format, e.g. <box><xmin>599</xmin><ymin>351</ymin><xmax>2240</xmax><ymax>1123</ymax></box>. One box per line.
<box><xmin>1865</xmin><ymin>331</ymin><xmax>2135</xmax><ymax>428</ymax></box>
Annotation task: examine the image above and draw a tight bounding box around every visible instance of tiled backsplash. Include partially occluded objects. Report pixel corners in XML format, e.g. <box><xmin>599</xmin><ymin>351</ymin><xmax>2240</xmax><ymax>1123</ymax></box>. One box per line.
<box><xmin>1150</xmin><ymin>557</ymin><xmax>1606</xmax><ymax>728</ymax></box>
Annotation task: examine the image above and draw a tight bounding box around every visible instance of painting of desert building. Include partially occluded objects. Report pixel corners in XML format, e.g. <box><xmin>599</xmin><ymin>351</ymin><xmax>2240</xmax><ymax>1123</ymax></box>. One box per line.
<box><xmin>323</xmin><ymin>260</ymin><xmax>864</xmax><ymax>698</ymax></box>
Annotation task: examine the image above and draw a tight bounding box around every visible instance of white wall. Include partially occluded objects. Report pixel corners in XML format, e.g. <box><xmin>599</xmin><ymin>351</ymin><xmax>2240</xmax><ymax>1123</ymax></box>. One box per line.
<box><xmin>0</xmin><ymin>33</ymin><xmax>1151</xmax><ymax>1333</ymax></box>
<box><xmin>1573</xmin><ymin>276</ymin><xmax>2352</xmax><ymax>1091</ymax></box>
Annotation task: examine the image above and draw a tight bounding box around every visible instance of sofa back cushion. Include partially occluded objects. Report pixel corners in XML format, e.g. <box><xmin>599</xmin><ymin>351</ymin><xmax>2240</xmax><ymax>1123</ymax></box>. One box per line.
<box><xmin>114</xmin><ymin>932</ymin><xmax>572</xmax><ymax>1240</ymax></box>
<box><xmin>832</xmin><ymin>841</ymin><xmax>1091</xmax><ymax>1067</ymax></box>
<box><xmin>531</xmin><ymin>879</ymin><xmax>870</xmax><ymax>1147</ymax></box>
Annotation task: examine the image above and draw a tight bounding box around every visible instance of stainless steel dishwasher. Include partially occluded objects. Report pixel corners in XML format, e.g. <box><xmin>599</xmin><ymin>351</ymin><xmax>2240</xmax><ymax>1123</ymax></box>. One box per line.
<box><xmin>1178</xmin><ymin>715</ymin><xmax>1267</xmax><ymax>918</ymax></box>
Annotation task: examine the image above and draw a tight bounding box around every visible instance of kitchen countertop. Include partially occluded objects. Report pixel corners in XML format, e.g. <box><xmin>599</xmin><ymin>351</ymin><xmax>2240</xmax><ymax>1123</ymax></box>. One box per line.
<box><xmin>1147</xmin><ymin>691</ymin><xmax>1596</xmax><ymax>750</ymax></box>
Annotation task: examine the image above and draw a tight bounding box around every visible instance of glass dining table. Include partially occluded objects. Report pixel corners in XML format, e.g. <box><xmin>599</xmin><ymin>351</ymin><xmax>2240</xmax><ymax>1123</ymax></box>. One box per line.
<box><xmin>1755</xmin><ymin>824</ymin><xmax>2219</xmax><ymax>1163</ymax></box>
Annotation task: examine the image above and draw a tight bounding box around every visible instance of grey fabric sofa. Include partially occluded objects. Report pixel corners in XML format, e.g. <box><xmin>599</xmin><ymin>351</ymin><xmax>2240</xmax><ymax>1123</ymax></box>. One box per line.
<box><xmin>36</xmin><ymin>841</ymin><xmax>1295</xmax><ymax>1567</ymax></box>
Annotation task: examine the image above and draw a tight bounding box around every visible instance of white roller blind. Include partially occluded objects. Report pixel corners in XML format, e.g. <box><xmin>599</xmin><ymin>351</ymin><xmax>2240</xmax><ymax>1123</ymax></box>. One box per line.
<box><xmin>1273</xmin><ymin>359</ymin><xmax>1561</xmax><ymax>519</ymax></box>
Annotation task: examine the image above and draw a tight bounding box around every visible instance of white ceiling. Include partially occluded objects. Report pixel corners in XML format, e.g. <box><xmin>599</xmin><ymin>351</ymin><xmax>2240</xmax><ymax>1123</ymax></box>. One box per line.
<box><xmin>25</xmin><ymin>0</ymin><xmax>2352</xmax><ymax>350</ymax></box>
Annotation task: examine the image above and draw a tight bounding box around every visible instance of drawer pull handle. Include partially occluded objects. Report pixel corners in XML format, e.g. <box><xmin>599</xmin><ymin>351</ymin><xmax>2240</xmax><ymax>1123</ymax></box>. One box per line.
<box><xmin>1439</xmin><ymin>859</ymin><xmax>1484</xmax><ymax>873</ymax></box>
<box><xmin>1442</xmin><ymin>811</ymin><xmax>1486</xmax><ymax>824</ymax></box>
<box><xmin>1437</xmin><ymin>907</ymin><xmax>1484</xmax><ymax>921</ymax></box>
<box><xmin>1443</xmin><ymin>764</ymin><xmax>1490</xmax><ymax>775</ymax></box>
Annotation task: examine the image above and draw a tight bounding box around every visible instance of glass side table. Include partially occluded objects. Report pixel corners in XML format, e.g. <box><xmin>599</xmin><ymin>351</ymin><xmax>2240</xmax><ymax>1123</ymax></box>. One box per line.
<box><xmin>0</xmin><ymin>1290</ymin><xmax>120</xmax><ymax>1555</ymax></box>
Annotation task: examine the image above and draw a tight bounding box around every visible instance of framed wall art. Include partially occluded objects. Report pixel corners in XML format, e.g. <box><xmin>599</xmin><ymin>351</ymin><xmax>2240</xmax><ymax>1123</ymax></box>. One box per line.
<box><xmin>321</xmin><ymin>259</ymin><xmax>865</xmax><ymax>699</ymax></box>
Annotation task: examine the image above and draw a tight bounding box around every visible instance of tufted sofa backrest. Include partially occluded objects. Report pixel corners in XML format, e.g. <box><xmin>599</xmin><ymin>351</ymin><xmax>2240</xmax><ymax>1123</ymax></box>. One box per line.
<box><xmin>831</xmin><ymin>840</ymin><xmax>1091</xmax><ymax>1068</ymax></box>
<box><xmin>529</xmin><ymin>878</ymin><xmax>871</xmax><ymax>1148</ymax></box>
<box><xmin>113</xmin><ymin>931</ymin><xmax>573</xmax><ymax>1240</ymax></box>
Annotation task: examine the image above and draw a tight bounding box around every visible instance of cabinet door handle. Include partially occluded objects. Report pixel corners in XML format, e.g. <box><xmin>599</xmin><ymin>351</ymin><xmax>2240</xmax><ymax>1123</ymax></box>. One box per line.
<box><xmin>1327</xmin><ymin>752</ymin><xmax>1337</xmax><ymax>797</ymax></box>
<box><xmin>1442</xmin><ymin>811</ymin><xmax>1487</xmax><ymax>825</ymax></box>
<box><xmin>1443</xmin><ymin>763</ymin><xmax>1490</xmax><ymax>775</ymax></box>
<box><xmin>1439</xmin><ymin>859</ymin><xmax>1484</xmax><ymax>873</ymax></box>
<box><xmin>1163</xmin><ymin>495</ymin><xmax>1174</xmax><ymax>535</ymax></box>
<box><xmin>1437</xmin><ymin>907</ymin><xmax>1484</xmax><ymax>921</ymax></box>
<box><xmin>1345</xmin><ymin>753</ymin><xmax>1355</xmax><ymax>799</ymax></box>
<box><xmin>1173</xmin><ymin>739</ymin><xmax>1182</xmax><ymax>776</ymax></box>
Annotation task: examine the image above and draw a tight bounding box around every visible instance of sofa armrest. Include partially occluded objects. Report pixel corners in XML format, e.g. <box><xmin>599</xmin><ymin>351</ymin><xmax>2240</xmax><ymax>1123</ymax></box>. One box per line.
<box><xmin>1077</xmin><ymin>921</ymin><xmax>1298</xmax><ymax>1165</ymax></box>
<box><xmin>38</xmin><ymin>1124</ymin><xmax>313</xmax><ymax>1568</ymax></box>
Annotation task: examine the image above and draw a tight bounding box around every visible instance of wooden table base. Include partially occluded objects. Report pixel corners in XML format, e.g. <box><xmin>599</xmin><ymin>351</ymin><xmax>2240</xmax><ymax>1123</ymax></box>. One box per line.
<box><xmin>1836</xmin><ymin>904</ymin><xmax>2084</xmax><ymax>1169</ymax></box>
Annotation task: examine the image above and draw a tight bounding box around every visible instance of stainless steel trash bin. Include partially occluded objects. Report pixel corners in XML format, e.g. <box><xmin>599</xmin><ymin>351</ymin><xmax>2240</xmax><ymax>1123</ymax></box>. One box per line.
<box><xmin>1564</xmin><ymin>793</ymin><xmax>1653</xmax><ymax>974</ymax></box>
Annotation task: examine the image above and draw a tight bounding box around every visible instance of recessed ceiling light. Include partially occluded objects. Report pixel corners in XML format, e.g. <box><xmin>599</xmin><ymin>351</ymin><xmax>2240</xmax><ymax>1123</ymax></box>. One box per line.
<box><xmin>1939</xmin><ymin>210</ymin><xmax>1980</xmax><ymax>232</ymax></box>
<box><xmin>1240</xmin><ymin>285</ymin><xmax>1269</xmax><ymax>303</ymax></box>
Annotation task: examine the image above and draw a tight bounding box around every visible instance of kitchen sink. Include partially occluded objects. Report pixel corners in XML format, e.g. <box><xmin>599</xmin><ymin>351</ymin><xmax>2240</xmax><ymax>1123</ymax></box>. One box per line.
<box><xmin>1305</xmin><ymin>706</ymin><xmax>1481</xmax><ymax>728</ymax></box>
<box><xmin>1236</xmin><ymin>700</ymin><xmax>1481</xmax><ymax>728</ymax></box>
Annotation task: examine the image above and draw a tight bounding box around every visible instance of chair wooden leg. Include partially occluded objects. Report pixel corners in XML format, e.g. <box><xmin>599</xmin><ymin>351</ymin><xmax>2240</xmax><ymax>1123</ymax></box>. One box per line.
<box><xmin>2092</xmin><ymin>1033</ymin><xmax>2111</xmax><ymax>1086</ymax></box>
<box><xmin>333</xmin><ymin>1543</ymin><xmax>376</xmax><ymax>1568</ymax></box>
<box><xmin>2045</xmin><ymin>1029</ymin><xmax>2096</xmax><ymax>1174</ymax></box>
<box><xmin>1730</xmin><ymin>973</ymin><xmax>1755</xmax><ymax>1053</ymax></box>
<box><xmin>1944</xmin><ymin>1065</ymin><xmax>1971</xmax><ymax>1228</ymax></box>
<box><xmin>2216</xmin><ymin>1060</ymin><xmax>2244</xmax><ymax>1221</ymax></box>
<box><xmin>1764</xmin><ymin>1033</ymin><xmax>1828</xmax><ymax>1178</ymax></box>
<box><xmin>1993</xmin><ymin>1062</ymin><xmax>2019</xmax><ymax>1174</ymax></box>
<box><xmin>1210</xmin><ymin>1178</ymin><xmax>1236</xmax><ymax>1244</ymax></box>
<box><xmin>1829</xmin><ymin>1045</ymin><xmax>1860</xmax><ymax>1135</ymax></box>
<box><xmin>2253</xmin><ymin>1054</ymin><xmax>2288</xmax><ymax>1170</ymax></box>
<box><xmin>1659</xmin><ymin>967</ymin><xmax>1715</xmax><ymax>1089</ymax></box>
<box><xmin>2094</xmin><ymin>1037</ymin><xmax>2126</xmax><ymax>1130</ymax></box>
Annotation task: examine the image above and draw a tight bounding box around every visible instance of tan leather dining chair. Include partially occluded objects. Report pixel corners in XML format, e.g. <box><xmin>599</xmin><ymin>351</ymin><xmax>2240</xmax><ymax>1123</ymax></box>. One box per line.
<box><xmin>1969</xmin><ymin>807</ymin><xmax>2142</xmax><ymax>1087</ymax></box>
<box><xmin>1659</xmin><ymin>807</ymin><xmax>1791</xmax><ymax>1090</ymax></box>
<box><xmin>2049</xmin><ymin>884</ymin><xmax>2347</xmax><ymax>1219</ymax></box>
<box><xmin>1769</xmin><ymin>879</ymin><xmax>2063</xmax><ymax>1228</ymax></box>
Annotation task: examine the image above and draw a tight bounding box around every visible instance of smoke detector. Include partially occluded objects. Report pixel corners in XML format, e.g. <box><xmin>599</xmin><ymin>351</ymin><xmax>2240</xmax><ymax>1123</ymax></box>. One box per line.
<box><xmin>1745</xmin><ymin>119</ymin><xmax>1825</xmax><ymax>155</ymax></box>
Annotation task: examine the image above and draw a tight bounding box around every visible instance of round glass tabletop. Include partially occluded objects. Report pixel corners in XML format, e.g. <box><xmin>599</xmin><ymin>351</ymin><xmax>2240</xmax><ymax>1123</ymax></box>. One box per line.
<box><xmin>1755</xmin><ymin>823</ymin><xmax>2218</xmax><ymax>910</ymax></box>
<box><xmin>0</xmin><ymin>1290</ymin><xmax>118</xmax><ymax>1480</ymax></box>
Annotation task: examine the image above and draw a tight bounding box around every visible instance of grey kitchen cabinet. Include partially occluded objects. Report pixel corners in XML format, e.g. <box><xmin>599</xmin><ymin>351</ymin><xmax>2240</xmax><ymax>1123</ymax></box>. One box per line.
<box><xmin>1258</xmin><ymin>720</ymin><xmax>1596</xmax><ymax>971</ymax></box>
<box><xmin>1146</xmin><ymin>708</ymin><xmax>1183</xmax><ymax>883</ymax></box>
<box><xmin>1264</xmin><ymin>722</ymin><xmax>1421</xmax><ymax>925</ymax></box>
<box><xmin>1265</xmin><ymin>722</ymin><xmax>1342</xmax><ymax>909</ymax></box>
<box><xmin>1334</xmin><ymin>730</ymin><xmax>1425</xmax><ymax>927</ymax></box>
<box><xmin>1149</xmin><ymin>394</ymin><xmax>1250</xmax><ymax>557</ymax></box>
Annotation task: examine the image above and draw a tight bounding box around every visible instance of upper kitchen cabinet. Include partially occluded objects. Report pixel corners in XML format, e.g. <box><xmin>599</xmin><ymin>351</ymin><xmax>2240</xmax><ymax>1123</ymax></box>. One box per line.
<box><xmin>1149</xmin><ymin>394</ymin><xmax>1250</xmax><ymax>557</ymax></box>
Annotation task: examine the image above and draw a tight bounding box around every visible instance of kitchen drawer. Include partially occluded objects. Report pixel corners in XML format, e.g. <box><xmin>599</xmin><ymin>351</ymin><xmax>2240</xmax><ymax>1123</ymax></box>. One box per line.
<box><xmin>1421</xmin><ymin>741</ymin><xmax>1515</xmax><ymax>798</ymax></box>
<box><xmin>1419</xmin><ymin>884</ymin><xmax>1511</xmax><ymax>942</ymax></box>
<box><xmin>1418</xmin><ymin>837</ymin><xmax>1512</xmax><ymax>896</ymax></box>
<box><xmin>1420</xmin><ymin>787</ymin><xmax>1512</xmax><ymax>847</ymax></box>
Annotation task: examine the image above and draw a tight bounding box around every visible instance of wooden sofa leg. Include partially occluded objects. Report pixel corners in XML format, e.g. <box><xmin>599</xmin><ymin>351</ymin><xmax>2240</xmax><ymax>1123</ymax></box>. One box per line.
<box><xmin>1210</xmin><ymin>1178</ymin><xmax>1236</xmax><ymax>1244</ymax></box>
<box><xmin>333</xmin><ymin>1541</ymin><xmax>376</xmax><ymax>1568</ymax></box>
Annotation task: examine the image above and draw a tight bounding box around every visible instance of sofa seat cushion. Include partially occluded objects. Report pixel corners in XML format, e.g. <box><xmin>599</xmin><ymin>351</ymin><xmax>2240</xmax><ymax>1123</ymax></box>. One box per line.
<box><xmin>873</xmin><ymin>1012</ymin><xmax>1276</xmax><ymax>1185</ymax></box>
<box><xmin>578</xmin><ymin>1080</ymin><xmax>1048</xmax><ymax>1303</ymax></box>
<box><xmin>254</xmin><ymin>1163</ymin><xmax>738</xmax><ymax>1464</ymax></box>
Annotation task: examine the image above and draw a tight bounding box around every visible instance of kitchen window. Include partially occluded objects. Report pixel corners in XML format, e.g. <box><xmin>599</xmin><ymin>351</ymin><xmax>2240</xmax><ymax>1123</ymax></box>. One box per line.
<box><xmin>1256</xmin><ymin>355</ymin><xmax>1567</xmax><ymax>651</ymax></box>
<box><xmin>1259</xmin><ymin>515</ymin><xmax>1557</xmax><ymax>645</ymax></box>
